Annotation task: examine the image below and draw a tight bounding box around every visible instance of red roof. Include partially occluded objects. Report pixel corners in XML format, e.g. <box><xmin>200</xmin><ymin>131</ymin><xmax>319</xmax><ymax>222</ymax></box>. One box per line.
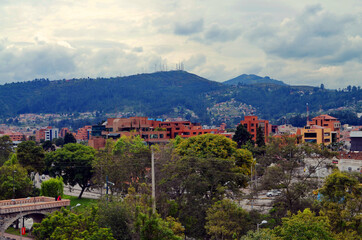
<box><xmin>313</xmin><ymin>114</ymin><xmax>337</xmax><ymax>120</ymax></box>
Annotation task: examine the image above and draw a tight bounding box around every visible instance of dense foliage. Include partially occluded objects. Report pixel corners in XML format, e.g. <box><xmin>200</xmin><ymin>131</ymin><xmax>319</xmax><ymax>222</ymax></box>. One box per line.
<box><xmin>0</xmin><ymin>162</ymin><xmax>32</xmax><ymax>199</ymax></box>
<box><xmin>46</xmin><ymin>143</ymin><xmax>95</xmax><ymax>198</ymax></box>
<box><xmin>156</xmin><ymin>134</ymin><xmax>253</xmax><ymax>238</ymax></box>
<box><xmin>0</xmin><ymin>135</ymin><xmax>12</xmax><ymax>166</ymax></box>
<box><xmin>16</xmin><ymin>140</ymin><xmax>45</xmax><ymax>175</ymax></box>
<box><xmin>40</xmin><ymin>176</ymin><xmax>64</xmax><ymax>198</ymax></box>
<box><xmin>32</xmin><ymin>207</ymin><xmax>115</xmax><ymax>240</ymax></box>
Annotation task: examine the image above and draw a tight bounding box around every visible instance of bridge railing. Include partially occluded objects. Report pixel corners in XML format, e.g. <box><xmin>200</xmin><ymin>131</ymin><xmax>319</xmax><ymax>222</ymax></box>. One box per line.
<box><xmin>0</xmin><ymin>196</ymin><xmax>55</xmax><ymax>207</ymax></box>
<box><xmin>0</xmin><ymin>198</ymin><xmax>70</xmax><ymax>214</ymax></box>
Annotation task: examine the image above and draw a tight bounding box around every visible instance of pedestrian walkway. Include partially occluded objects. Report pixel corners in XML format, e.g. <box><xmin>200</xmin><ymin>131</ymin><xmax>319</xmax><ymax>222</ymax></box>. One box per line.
<box><xmin>3</xmin><ymin>232</ymin><xmax>33</xmax><ymax>240</ymax></box>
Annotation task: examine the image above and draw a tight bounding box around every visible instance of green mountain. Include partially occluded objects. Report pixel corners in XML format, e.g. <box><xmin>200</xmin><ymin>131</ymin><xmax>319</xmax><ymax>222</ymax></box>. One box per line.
<box><xmin>223</xmin><ymin>74</ymin><xmax>287</xmax><ymax>86</ymax></box>
<box><xmin>0</xmin><ymin>71</ymin><xmax>223</xmax><ymax>123</ymax></box>
<box><xmin>0</xmin><ymin>71</ymin><xmax>361</xmax><ymax>127</ymax></box>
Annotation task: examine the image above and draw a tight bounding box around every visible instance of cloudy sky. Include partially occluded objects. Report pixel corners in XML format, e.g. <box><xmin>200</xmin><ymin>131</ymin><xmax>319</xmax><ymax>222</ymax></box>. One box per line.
<box><xmin>1</xmin><ymin>0</ymin><xmax>361</xmax><ymax>88</ymax></box>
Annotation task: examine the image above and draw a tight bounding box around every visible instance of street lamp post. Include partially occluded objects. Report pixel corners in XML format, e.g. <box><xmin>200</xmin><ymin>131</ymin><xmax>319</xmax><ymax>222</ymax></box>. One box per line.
<box><xmin>12</xmin><ymin>170</ymin><xmax>17</xmax><ymax>199</ymax></box>
<box><xmin>70</xmin><ymin>203</ymin><xmax>81</xmax><ymax>212</ymax></box>
<box><xmin>257</xmin><ymin>220</ymin><xmax>267</xmax><ymax>233</ymax></box>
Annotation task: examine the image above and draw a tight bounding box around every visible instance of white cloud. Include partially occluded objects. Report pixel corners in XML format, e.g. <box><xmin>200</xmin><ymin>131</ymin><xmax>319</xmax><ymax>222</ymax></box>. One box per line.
<box><xmin>0</xmin><ymin>0</ymin><xmax>361</xmax><ymax>88</ymax></box>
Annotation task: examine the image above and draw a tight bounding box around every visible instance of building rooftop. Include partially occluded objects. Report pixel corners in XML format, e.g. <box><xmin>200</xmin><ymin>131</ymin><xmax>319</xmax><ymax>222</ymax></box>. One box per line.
<box><xmin>350</xmin><ymin>131</ymin><xmax>362</xmax><ymax>138</ymax></box>
<box><xmin>312</xmin><ymin>114</ymin><xmax>338</xmax><ymax>120</ymax></box>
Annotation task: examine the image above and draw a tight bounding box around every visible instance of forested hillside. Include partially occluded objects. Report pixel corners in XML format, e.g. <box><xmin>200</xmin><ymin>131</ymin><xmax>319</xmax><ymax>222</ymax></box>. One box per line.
<box><xmin>0</xmin><ymin>71</ymin><xmax>223</xmax><ymax>123</ymax></box>
<box><xmin>207</xmin><ymin>83</ymin><xmax>362</xmax><ymax>126</ymax></box>
<box><xmin>223</xmin><ymin>74</ymin><xmax>287</xmax><ymax>86</ymax></box>
<box><xmin>0</xmin><ymin>71</ymin><xmax>361</xmax><ymax>127</ymax></box>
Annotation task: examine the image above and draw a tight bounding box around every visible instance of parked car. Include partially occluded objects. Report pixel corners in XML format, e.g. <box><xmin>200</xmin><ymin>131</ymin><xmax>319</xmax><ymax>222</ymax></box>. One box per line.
<box><xmin>332</xmin><ymin>160</ymin><xmax>339</xmax><ymax>164</ymax></box>
<box><xmin>266</xmin><ymin>189</ymin><xmax>281</xmax><ymax>197</ymax></box>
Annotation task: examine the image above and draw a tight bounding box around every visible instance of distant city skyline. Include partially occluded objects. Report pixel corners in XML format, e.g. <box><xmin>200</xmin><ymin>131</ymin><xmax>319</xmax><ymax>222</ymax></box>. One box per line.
<box><xmin>0</xmin><ymin>0</ymin><xmax>361</xmax><ymax>88</ymax></box>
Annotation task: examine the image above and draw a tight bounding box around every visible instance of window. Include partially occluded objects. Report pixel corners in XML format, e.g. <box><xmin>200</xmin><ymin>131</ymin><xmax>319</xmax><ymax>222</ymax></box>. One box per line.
<box><xmin>304</xmin><ymin>133</ymin><xmax>317</xmax><ymax>138</ymax></box>
<box><xmin>160</xmin><ymin>134</ymin><xmax>164</xmax><ymax>138</ymax></box>
<box><xmin>251</xmin><ymin>129</ymin><xmax>254</xmax><ymax>132</ymax></box>
<box><xmin>150</xmin><ymin>134</ymin><xmax>158</xmax><ymax>139</ymax></box>
<box><xmin>251</xmin><ymin>123</ymin><xmax>254</xmax><ymax>127</ymax></box>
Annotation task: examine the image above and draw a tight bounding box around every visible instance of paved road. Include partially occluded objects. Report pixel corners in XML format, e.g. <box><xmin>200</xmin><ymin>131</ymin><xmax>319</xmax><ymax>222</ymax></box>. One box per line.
<box><xmin>3</xmin><ymin>232</ymin><xmax>33</xmax><ymax>240</ymax></box>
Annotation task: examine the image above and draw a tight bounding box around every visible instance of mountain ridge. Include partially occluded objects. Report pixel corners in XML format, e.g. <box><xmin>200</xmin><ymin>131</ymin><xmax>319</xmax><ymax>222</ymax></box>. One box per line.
<box><xmin>0</xmin><ymin>70</ymin><xmax>360</xmax><ymax>126</ymax></box>
<box><xmin>223</xmin><ymin>74</ymin><xmax>287</xmax><ymax>86</ymax></box>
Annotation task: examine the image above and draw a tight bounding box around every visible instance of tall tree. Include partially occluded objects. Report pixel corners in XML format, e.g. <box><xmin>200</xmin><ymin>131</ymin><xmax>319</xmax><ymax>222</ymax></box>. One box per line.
<box><xmin>64</xmin><ymin>132</ymin><xmax>77</xmax><ymax>144</ymax></box>
<box><xmin>233</xmin><ymin>124</ymin><xmax>254</xmax><ymax>148</ymax></box>
<box><xmin>40</xmin><ymin>176</ymin><xmax>64</xmax><ymax>199</ymax></box>
<box><xmin>157</xmin><ymin>134</ymin><xmax>253</xmax><ymax>238</ymax></box>
<box><xmin>205</xmin><ymin>199</ymin><xmax>251</xmax><ymax>239</ymax></box>
<box><xmin>42</xmin><ymin>140</ymin><xmax>55</xmax><ymax>152</ymax></box>
<box><xmin>92</xmin><ymin>136</ymin><xmax>151</xmax><ymax>196</ymax></box>
<box><xmin>274</xmin><ymin>209</ymin><xmax>334</xmax><ymax>240</ymax></box>
<box><xmin>259</xmin><ymin>136</ymin><xmax>337</xmax><ymax>219</ymax></box>
<box><xmin>16</xmin><ymin>140</ymin><xmax>45</xmax><ymax>175</ymax></box>
<box><xmin>33</xmin><ymin>207</ymin><xmax>115</xmax><ymax>240</ymax></box>
<box><xmin>46</xmin><ymin>143</ymin><xmax>95</xmax><ymax>198</ymax></box>
<box><xmin>0</xmin><ymin>162</ymin><xmax>32</xmax><ymax>200</ymax></box>
<box><xmin>97</xmin><ymin>198</ymin><xmax>132</xmax><ymax>240</ymax></box>
<box><xmin>256</xmin><ymin>126</ymin><xmax>265</xmax><ymax>147</ymax></box>
<box><xmin>319</xmin><ymin>171</ymin><xmax>361</xmax><ymax>234</ymax></box>
<box><xmin>0</xmin><ymin>135</ymin><xmax>13</xmax><ymax>166</ymax></box>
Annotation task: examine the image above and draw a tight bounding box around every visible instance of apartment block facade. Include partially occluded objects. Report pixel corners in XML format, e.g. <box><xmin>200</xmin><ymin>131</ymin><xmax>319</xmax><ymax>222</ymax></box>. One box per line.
<box><xmin>89</xmin><ymin>117</ymin><xmax>228</xmax><ymax>149</ymax></box>
<box><xmin>308</xmin><ymin>114</ymin><xmax>341</xmax><ymax>142</ymax></box>
<box><xmin>239</xmin><ymin>116</ymin><xmax>270</xmax><ymax>142</ymax></box>
<box><xmin>300</xmin><ymin>125</ymin><xmax>332</xmax><ymax>145</ymax></box>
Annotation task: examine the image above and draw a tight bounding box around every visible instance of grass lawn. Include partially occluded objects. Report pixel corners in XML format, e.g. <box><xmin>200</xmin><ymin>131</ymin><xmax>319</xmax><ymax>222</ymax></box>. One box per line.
<box><xmin>5</xmin><ymin>226</ymin><xmax>30</xmax><ymax>237</ymax></box>
<box><xmin>63</xmin><ymin>194</ymin><xmax>97</xmax><ymax>208</ymax></box>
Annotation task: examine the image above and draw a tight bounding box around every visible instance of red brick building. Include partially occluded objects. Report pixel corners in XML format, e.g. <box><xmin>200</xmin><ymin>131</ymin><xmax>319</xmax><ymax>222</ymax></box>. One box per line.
<box><xmin>89</xmin><ymin>117</ymin><xmax>228</xmax><ymax>149</ymax></box>
<box><xmin>76</xmin><ymin>125</ymin><xmax>92</xmax><ymax>141</ymax></box>
<box><xmin>59</xmin><ymin>128</ymin><xmax>70</xmax><ymax>138</ymax></box>
<box><xmin>3</xmin><ymin>132</ymin><xmax>25</xmax><ymax>141</ymax></box>
<box><xmin>239</xmin><ymin>116</ymin><xmax>270</xmax><ymax>142</ymax></box>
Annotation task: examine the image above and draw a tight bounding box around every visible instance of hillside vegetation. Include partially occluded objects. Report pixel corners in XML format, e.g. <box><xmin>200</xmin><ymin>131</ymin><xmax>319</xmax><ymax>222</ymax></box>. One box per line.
<box><xmin>0</xmin><ymin>71</ymin><xmax>361</xmax><ymax>126</ymax></box>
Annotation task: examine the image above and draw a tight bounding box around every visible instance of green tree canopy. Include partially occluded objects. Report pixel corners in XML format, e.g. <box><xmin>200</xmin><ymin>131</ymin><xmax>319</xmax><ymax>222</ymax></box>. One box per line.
<box><xmin>46</xmin><ymin>143</ymin><xmax>95</xmax><ymax>198</ymax></box>
<box><xmin>0</xmin><ymin>135</ymin><xmax>13</xmax><ymax>166</ymax></box>
<box><xmin>92</xmin><ymin>136</ymin><xmax>151</xmax><ymax>196</ymax></box>
<box><xmin>42</xmin><ymin>140</ymin><xmax>55</xmax><ymax>152</ymax></box>
<box><xmin>40</xmin><ymin>176</ymin><xmax>64</xmax><ymax>198</ymax></box>
<box><xmin>258</xmin><ymin>136</ymin><xmax>338</xmax><ymax>218</ymax></box>
<box><xmin>158</xmin><ymin>134</ymin><xmax>253</xmax><ymax>238</ymax></box>
<box><xmin>97</xmin><ymin>198</ymin><xmax>132</xmax><ymax>240</ymax></box>
<box><xmin>33</xmin><ymin>207</ymin><xmax>115</xmax><ymax>240</ymax></box>
<box><xmin>319</xmin><ymin>170</ymin><xmax>362</xmax><ymax>234</ymax></box>
<box><xmin>16</xmin><ymin>140</ymin><xmax>45</xmax><ymax>175</ymax></box>
<box><xmin>274</xmin><ymin>208</ymin><xmax>334</xmax><ymax>240</ymax></box>
<box><xmin>0</xmin><ymin>163</ymin><xmax>32</xmax><ymax>200</ymax></box>
<box><xmin>256</xmin><ymin>126</ymin><xmax>265</xmax><ymax>147</ymax></box>
<box><xmin>233</xmin><ymin>124</ymin><xmax>254</xmax><ymax>148</ymax></box>
<box><xmin>205</xmin><ymin>199</ymin><xmax>251</xmax><ymax>239</ymax></box>
<box><xmin>64</xmin><ymin>132</ymin><xmax>76</xmax><ymax>144</ymax></box>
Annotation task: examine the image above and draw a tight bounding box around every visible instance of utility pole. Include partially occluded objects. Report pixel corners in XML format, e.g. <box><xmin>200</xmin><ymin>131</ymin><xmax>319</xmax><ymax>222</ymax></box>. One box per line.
<box><xmin>151</xmin><ymin>146</ymin><xmax>156</xmax><ymax>214</ymax></box>
<box><xmin>13</xmin><ymin>170</ymin><xmax>17</xmax><ymax>199</ymax></box>
<box><xmin>250</xmin><ymin>160</ymin><xmax>253</xmax><ymax>209</ymax></box>
<box><xmin>106</xmin><ymin>175</ymin><xmax>109</xmax><ymax>202</ymax></box>
<box><xmin>106</xmin><ymin>176</ymin><xmax>114</xmax><ymax>203</ymax></box>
